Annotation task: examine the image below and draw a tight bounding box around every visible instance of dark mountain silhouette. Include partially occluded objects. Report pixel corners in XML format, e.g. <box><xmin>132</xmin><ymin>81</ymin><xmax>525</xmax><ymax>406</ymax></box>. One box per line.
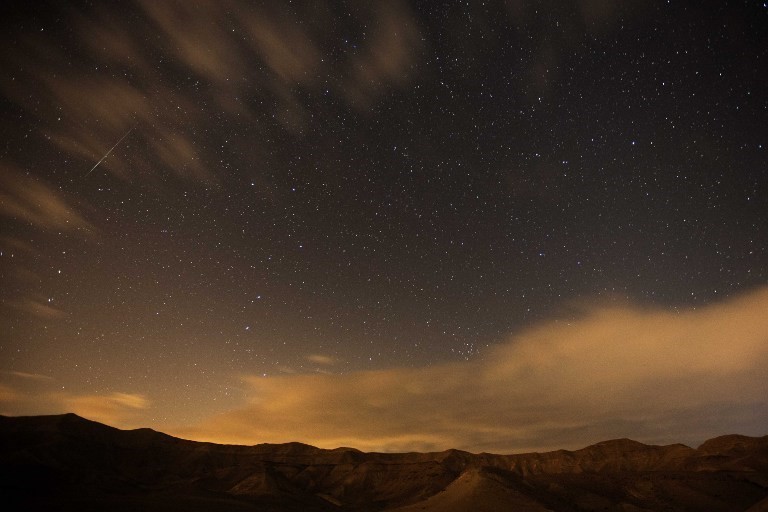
<box><xmin>1</xmin><ymin>413</ymin><xmax>766</xmax><ymax>511</ymax></box>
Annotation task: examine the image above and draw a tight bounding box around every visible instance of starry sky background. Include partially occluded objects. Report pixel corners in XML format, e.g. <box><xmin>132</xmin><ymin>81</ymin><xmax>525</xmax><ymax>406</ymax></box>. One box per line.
<box><xmin>1</xmin><ymin>0</ymin><xmax>767</xmax><ymax>453</ymax></box>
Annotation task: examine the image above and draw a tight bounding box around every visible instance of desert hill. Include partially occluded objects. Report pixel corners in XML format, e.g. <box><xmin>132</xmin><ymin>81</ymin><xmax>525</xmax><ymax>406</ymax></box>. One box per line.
<box><xmin>1</xmin><ymin>413</ymin><xmax>767</xmax><ymax>511</ymax></box>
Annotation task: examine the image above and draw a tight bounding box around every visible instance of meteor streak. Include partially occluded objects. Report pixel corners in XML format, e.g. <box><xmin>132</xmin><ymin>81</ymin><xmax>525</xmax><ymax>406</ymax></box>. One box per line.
<box><xmin>84</xmin><ymin>127</ymin><xmax>133</xmax><ymax>177</ymax></box>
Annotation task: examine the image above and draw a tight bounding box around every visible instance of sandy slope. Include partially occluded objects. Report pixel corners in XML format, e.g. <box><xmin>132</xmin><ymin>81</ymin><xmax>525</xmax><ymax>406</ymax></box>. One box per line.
<box><xmin>391</xmin><ymin>467</ymin><xmax>552</xmax><ymax>512</ymax></box>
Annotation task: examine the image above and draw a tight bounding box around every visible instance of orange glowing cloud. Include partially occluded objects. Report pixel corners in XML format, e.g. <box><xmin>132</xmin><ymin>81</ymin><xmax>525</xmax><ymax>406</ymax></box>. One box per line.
<box><xmin>0</xmin><ymin>380</ymin><xmax>149</xmax><ymax>429</ymax></box>
<box><xmin>59</xmin><ymin>392</ymin><xmax>150</xmax><ymax>427</ymax></box>
<box><xmin>176</xmin><ymin>287</ymin><xmax>768</xmax><ymax>453</ymax></box>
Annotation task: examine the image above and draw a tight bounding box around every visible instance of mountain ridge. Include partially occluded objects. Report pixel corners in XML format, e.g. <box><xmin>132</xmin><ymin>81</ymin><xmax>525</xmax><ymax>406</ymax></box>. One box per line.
<box><xmin>2</xmin><ymin>413</ymin><xmax>767</xmax><ymax>511</ymax></box>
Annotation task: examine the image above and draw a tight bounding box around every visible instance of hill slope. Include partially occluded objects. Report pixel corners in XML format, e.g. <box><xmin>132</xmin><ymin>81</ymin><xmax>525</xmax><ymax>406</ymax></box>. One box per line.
<box><xmin>1</xmin><ymin>414</ymin><xmax>767</xmax><ymax>511</ymax></box>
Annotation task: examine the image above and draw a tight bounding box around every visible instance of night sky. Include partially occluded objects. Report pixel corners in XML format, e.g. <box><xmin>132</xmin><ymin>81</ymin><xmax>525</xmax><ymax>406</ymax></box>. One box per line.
<box><xmin>1</xmin><ymin>0</ymin><xmax>767</xmax><ymax>453</ymax></box>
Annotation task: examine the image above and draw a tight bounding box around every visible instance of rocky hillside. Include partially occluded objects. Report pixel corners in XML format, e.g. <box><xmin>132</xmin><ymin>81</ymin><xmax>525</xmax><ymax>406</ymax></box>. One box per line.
<box><xmin>1</xmin><ymin>414</ymin><xmax>766</xmax><ymax>511</ymax></box>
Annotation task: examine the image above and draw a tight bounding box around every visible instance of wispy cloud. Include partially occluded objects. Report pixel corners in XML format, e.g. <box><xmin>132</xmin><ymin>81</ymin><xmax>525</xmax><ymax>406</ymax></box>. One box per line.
<box><xmin>178</xmin><ymin>287</ymin><xmax>768</xmax><ymax>453</ymax></box>
<box><xmin>0</xmin><ymin>164</ymin><xmax>92</xmax><ymax>232</ymax></box>
<box><xmin>306</xmin><ymin>354</ymin><xmax>336</xmax><ymax>366</ymax></box>
<box><xmin>61</xmin><ymin>392</ymin><xmax>150</xmax><ymax>426</ymax></box>
<box><xmin>6</xmin><ymin>298</ymin><xmax>66</xmax><ymax>319</ymax></box>
<box><xmin>343</xmin><ymin>0</ymin><xmax>424</xmax><ymax>109</ymax></box>
<box><xmin>6</xmin><ymin>371</ymin><xmax>54</xmax><ymax>381</ymax></box>
<box><xmin>0</xmin><ymin>0</ymin><xmax>424</xmax><ymax>186</ymax></box>
<box><xmin>0</xmin><ymin>379</ymin><xmax>149</xmax><ymax>428</ymax></box>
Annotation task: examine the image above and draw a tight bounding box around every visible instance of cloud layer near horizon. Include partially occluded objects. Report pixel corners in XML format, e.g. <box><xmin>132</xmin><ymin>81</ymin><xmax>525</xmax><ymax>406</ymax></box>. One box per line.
<box><xmin>2</xmin><ymin>286</ymin><xmax>766</xmax><ymax>453</ymax></box>
<box><xmin>175</xmin><ymin>287</ymin><xmax>768</xmax><ymax>453</ymax></box>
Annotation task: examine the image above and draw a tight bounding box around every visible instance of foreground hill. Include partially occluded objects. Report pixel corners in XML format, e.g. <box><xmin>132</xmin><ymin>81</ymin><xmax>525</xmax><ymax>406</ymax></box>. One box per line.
<box><xmin>1</xmin><ymin>414</ymin><xmax>766</xmax><ymax>511</ymax></box>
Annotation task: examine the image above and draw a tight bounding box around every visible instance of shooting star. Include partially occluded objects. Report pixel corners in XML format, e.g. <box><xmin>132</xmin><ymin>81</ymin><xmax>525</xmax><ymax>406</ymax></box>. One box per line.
<box><xmin>84</xmin><ymin>127</ymin><xmax>133</xmax><ymax>177</ymax></box>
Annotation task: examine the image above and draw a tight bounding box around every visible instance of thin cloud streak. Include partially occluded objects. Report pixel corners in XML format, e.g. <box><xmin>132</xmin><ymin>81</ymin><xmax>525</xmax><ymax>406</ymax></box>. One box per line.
<box><xmin>178</xmin><ymin>287</ymin><xmax>768</xmax><ymax>453</ymax></box>
<box><xmin>307</xmin><ymin>354</ymin><xmax>336</xmax><ymax>366</ymax></box>
<box><xmin>6</xmin><ymin>298</ymin><xmax>66</xmax><ymax>319</ymax></box>
<box><xmin>7</xmin><ymin>371</ymin><xmax>54</xmax><ymax>381</ymax></box>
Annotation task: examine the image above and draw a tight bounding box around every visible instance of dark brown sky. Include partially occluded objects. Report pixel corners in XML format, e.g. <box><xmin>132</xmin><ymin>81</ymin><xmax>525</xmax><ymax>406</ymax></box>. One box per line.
<box><xmin>1</xmin><ymin>0</ymin><xmax>767</xmax><ymax>453</ymax></box>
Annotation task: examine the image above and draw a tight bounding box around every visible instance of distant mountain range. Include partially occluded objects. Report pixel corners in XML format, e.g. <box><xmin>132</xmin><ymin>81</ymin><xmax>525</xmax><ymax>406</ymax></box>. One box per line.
<box><xmin>1</xmin><ymin>413</ymin><xmax>766</xmax><ymax>511</ymax></box>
